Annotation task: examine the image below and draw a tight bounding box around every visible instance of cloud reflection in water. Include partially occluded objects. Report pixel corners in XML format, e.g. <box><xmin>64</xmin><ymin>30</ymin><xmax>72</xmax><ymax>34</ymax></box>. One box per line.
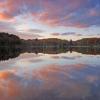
<box><xmin>0</xmin><ymin>63</ymin><xmax>100</xmax><ymax>100</ymax></box>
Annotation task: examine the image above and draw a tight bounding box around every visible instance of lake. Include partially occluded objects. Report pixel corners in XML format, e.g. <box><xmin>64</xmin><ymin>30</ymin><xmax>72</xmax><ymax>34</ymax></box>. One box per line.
<box><xmin>0</xmin><ymin>47</ymin><xmax>100</xmax><ymax>100</ymax></box>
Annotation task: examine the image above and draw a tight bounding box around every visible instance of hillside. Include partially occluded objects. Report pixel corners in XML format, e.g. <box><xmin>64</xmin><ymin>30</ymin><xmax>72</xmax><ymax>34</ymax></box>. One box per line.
<box><xmin>0</xmin><ymin>32</ymin><xmax>21</xmax><ymax>46</ymax></box>
<box><xmin>0</xmin><ymin>32</ymin><xmax>100</xmax><ymax>47</ymax></box>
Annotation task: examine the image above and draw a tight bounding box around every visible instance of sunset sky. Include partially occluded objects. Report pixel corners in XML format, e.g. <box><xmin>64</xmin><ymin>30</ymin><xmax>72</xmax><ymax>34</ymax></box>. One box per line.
<box><xmin>0</xmin><ymin>0</ymin><xmax>100</xmax><ymax>40</ymax></box>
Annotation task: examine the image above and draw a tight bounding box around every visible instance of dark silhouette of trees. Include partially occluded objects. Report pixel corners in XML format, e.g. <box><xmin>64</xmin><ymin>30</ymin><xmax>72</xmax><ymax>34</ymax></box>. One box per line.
<box><xmin>0</xmin><ymin>32</ymin><xmax>100</xmax><ymax>47</ymax></box>
<box><xmin>0</xmin><ymin>32</ymin><xmax>21</xmax><ymax>46</ymax></box>
<box><xmin>76</xmin><ymin>38</ymin><xmax>100</xmax><ymax>46</ymax></box>
<box><xmin>69</xmin><ymin>39</ymin><xmax>73</xmax><ymax>46</ymax></box>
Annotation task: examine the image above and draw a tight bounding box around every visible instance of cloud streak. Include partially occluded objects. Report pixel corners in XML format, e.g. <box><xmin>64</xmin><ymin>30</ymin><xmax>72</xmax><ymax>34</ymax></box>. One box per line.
<box><xmin>51</xmin><ymin>32</ymin><xmax>82</xmax><ymax>36</ymax></box>
<box><xmin>0</xmin><ymin>0</ymin><xmax>100</xmax><ymax>39</ymax></box>
<box><xmin>0</xmin><ymin>0</ymin><xmax>100</xmax><ymax>27</ymax></box>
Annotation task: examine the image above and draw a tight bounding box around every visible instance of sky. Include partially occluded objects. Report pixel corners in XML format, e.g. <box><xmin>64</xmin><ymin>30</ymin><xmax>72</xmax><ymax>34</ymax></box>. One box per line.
<box><xmin>0</xmin><ymin>0</ymin><xmax>100</xmax><ymax>40</ymax></box>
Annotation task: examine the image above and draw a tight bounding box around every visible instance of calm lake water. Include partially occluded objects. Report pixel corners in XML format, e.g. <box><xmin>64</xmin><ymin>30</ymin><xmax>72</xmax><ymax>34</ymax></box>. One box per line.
<box><xmin>0</xmin><ymin>47</ymin><xmax>100</xmax><ymax>100</ymax></box>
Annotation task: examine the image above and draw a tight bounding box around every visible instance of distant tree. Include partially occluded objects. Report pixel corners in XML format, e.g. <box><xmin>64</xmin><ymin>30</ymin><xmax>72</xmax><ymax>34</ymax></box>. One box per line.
<box><xmin>35</xmin><ymin>38</ymin><xmax>38</xmax><ymax>41</ymax></box>
<box><xmin>69</xmin><ymin>39</ymin><xmax>73</xmax><ymax>46</ymax></box>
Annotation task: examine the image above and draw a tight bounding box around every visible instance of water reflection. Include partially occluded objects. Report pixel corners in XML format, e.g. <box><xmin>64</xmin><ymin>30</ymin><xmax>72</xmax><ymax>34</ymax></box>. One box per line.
<box><xmin>0</xmin><ymin>64</ymin><xmax>100</xmax><ymax>100</ymax></box>
<box><xmin>0</xmin><ymin>47</ymin><xmax>21</xmax><ymax>61</ymax></box>
<box><xmin>0</xmin><ymin>47</ymin><xmax>100</xmax><ymax>100</ymax></box>
<box><xmin>0</xmin><ymin>46</ymin><xmax>100</xmax><ymax>61</ymax></box>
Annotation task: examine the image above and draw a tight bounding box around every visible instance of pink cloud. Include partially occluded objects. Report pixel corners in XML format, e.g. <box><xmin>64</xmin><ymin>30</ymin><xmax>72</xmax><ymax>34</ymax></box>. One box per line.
<box><xmin>32</xmin><ymin>12</ymin><xmax>59</xmax><ymax>26</ymax></box>
<box><xmin>39</xmin><ymin>14</ymin><xmax>59</xmax><ymax>26</ymax></box>
<box><xmin>73</xmin><ymin>22</ymin><xmax>89</xmax><ymax>28</ymax></box>
<box><xmin>0</xmin><ymin>1</ymin><xmax>6</xmax><ymax>8</ymax></box>
<box><xmin>88</xmin><ymin>9</ymin><xmax>100</xmax><ymax>17</ymax></box>
<box><xmin>0</xmin><ymin>0</ymin><xmax>100</xmax><ymax>29</ymax></box>
<box><xmin>30</xmin><ymin>0</ymin><xmax>89</xmax><ymax>27</ymax></box>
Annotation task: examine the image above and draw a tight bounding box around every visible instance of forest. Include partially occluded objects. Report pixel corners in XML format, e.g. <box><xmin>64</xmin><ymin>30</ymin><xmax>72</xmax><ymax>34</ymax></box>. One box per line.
<box><xmin>0</xmin><ymin>32</ymin><xmax>100</xmax><ymax>47</ymax></box>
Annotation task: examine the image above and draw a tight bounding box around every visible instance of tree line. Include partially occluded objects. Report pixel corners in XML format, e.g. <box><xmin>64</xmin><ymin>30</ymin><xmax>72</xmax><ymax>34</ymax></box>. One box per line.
<box><xmin>0</xmin><ymin>32</ymin><xmax>100</xmax><ymax>47</ymax></box>
<box><xmin>0</xmin><ymin>32</ymin><xmax>21</xmax><ymax>46</ymax></box>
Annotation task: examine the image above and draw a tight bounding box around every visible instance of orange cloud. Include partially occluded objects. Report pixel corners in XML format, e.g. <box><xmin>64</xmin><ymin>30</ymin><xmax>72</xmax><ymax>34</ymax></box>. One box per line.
<box><xmin>0</xmin><ymin>71</ymin><xmax>12</xmax><ymax>79</ymax></box>
<box><xmin>0</xmin><ymin>12</ymin><xmax>11</xmax><ymax>20</ymax></box>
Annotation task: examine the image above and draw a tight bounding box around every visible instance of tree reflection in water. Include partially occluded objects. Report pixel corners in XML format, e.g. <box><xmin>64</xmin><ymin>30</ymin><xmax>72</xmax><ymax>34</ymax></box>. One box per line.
<box><xmin>0</xmin><ymin>46</ymin><xmax>100</xmax><ymax>100</ymax></box>
<box><xmin>0</xmin><ymin>46</ymin><xmax>100</xmax><ymax>61</ymax></box>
